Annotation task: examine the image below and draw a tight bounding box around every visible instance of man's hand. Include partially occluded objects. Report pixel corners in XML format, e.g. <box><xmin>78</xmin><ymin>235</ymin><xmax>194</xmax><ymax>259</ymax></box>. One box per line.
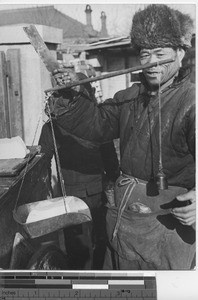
<box><xmin>171</xmin><ymin>189</ymin><xmax>196</xmax><ymax>227</ymax></box>
<box><xmin>52</xmin><ymin>65</ymin><xmax>80</xmax><ymax>92</ymax></box>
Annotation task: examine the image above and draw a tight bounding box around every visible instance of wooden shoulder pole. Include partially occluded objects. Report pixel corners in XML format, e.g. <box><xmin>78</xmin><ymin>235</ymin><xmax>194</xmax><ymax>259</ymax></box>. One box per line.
<box><xmin>44</xmin><ymin>58</ymin><xmax>175</xmax><ymax>93</ymax></box>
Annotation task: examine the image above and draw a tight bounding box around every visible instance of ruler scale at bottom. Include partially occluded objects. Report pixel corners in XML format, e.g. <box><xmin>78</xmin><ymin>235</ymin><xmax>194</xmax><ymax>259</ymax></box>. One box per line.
<box><xmin>0</xmin><ymin>272</ymin><xmax>157</xmax><ymax>299</ymax></box>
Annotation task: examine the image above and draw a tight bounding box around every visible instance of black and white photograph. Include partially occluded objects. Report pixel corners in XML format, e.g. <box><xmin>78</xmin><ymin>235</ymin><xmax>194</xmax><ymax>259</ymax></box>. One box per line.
<box><xmin>0</xmin><ymin>0</ymin><xmax>197</xmax><ymax>298</ymax></box>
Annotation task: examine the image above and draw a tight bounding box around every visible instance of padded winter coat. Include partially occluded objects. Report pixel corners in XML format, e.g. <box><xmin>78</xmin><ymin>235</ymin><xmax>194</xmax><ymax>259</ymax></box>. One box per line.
<box><xmin>53</xmin><ymin>68</ymin><xmax>195</xmax><ymax>191</ymax></box>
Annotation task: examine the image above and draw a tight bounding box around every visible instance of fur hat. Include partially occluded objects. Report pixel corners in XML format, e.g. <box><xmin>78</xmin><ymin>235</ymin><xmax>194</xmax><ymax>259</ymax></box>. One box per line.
<box><xmin>131</xmin><ymin>4</ymin><xmax>194</xmax><ymax>51</ymax></box>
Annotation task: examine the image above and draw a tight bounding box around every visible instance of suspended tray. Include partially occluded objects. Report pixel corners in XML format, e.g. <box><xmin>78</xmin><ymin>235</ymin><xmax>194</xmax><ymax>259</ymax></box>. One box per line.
<box><xmin>13</xmin><ymin>196</ymin><xmax>92</xmax><ymax>238</ymax></box>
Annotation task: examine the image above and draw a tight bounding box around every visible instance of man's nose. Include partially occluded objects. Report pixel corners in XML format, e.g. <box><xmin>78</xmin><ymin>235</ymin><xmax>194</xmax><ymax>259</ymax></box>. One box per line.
<box><xmin>148</xmin><ymin>54</ymin><xmax>158</xmax><ymax>63</ymax></box>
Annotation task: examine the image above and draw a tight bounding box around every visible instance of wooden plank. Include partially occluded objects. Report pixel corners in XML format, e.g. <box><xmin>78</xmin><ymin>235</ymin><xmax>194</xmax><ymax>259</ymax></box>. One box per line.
<box><xmin>23</xmin><ymin>25</ymin><xmax>78</xmax><ymax>88</ymax></box>
<box><xmin>0</xmin><ymin>51</ymin><xmax>10</xmax><ymax>138</ymax></box>
<box><xmin>6</xmin><ymin>49</ymin><xmax>24</xmax><ymax>139</ymax></box>
<box><xmin>23</xmin><ymin>25</ymin><xmax>59</xmax><ymax>73</ymax></box>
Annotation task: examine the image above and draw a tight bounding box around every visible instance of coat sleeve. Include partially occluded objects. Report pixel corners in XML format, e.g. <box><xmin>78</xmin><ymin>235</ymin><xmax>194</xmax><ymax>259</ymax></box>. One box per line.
<box><xmin>53</xmin><ymin>89</ymin><xmax>122</xmax><ymax>144</ymax></box>
<box><xmin>186</xmin><ymin>100</ymin><xmax>195</xmax><ymax>160</ymax></box>
<box><xmin>180</xmin><ymin>84</ymin><xmax>195</xmax><ymax>160</ymax></box>
<box><xmin>100</xmin><ymin>141</ymin><xmax>120</xmax><ymax>182</ymax></box>
<box><xmin>38</xmin><ymin>122</ymin><xmax>55</xmax><ymax>178</ymax></box>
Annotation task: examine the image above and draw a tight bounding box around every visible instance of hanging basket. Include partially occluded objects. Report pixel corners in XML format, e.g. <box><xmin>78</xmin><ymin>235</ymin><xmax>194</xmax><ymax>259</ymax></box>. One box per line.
<box><xmin>13</xmin><ymin>196</ymin><xmax>92</xmax><ymax>239</ymax></box>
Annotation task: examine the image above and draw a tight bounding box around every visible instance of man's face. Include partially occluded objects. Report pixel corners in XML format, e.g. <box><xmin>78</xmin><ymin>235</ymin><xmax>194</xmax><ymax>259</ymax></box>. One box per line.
<box><xmin>139</xmin><ymin>47</ymin><xmax>183</xmax><ymax>88</ymax></box>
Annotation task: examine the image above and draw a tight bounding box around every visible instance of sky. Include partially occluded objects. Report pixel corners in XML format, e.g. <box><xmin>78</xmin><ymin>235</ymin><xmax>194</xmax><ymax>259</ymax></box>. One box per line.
<box><xmin>0</xmin><ymin>1</ymin><xmax>196</xmax><ymax>36</ymax></box>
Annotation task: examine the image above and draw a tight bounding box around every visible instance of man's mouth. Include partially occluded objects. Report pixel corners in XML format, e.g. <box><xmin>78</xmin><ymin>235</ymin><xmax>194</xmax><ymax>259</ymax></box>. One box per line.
<box><xmin>145</xmin><ymin>69</ymin><xmax>161</xmax><ymax>78</ymax></box>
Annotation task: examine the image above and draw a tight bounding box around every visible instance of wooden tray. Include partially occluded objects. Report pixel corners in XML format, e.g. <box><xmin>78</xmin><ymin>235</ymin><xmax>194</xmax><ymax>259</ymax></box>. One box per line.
<box><xmin>0</xmin><ymin>146</ymin><xmax>40</xmax><ymax>177</ymax></box>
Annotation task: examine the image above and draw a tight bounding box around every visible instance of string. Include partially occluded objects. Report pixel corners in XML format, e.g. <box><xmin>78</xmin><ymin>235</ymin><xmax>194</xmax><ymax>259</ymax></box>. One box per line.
<box><xmin>14</xmin><ymin>113</ymin><xmax>42</xmax><ymax>211</ymax></box>
<box><xmin>157</xmin><ymin>61</ymin><xmax>163</xmax><ymax>173</ymax></box>
<box><xmin>45</xmin><ymin>95</ymin><xmax>68</xmax><ymax>213</ymax></box>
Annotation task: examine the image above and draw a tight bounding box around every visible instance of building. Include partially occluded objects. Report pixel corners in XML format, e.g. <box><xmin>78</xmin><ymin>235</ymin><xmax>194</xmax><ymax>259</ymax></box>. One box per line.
<box><xmin>0</xmin><ymin>4</ymin><xmax>109</xmax><ymax>44</ymax></box>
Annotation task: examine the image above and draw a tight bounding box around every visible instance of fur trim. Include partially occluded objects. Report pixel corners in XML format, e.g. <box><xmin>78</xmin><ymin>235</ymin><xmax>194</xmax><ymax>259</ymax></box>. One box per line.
<box><xmin>131</xmin><ymin>4</ymin><xmax>194</xmax><ymax>50</ymax></box>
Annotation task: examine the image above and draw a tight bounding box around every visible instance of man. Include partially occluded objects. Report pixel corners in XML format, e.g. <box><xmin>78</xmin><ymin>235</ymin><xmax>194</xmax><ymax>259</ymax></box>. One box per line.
<box><xmin>39</xmin><ymin>73</ymin><xmax>120</xmax><ymax>269</ymax></box>
<box><xmin>45</xmin><ymin>4</ymin><xmax>195</xmax><ymax>270</ymax></box>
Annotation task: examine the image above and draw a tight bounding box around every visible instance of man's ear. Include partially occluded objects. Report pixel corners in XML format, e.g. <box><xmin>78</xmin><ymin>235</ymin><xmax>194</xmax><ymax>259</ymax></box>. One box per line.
<box><xmin>177</xmin><ymin>48</ymin><xmax>186</xmax><ymax>66</ymax></box>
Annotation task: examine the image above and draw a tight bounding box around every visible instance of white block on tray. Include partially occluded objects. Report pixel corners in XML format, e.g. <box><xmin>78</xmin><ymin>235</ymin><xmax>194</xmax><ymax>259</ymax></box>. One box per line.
<box><xmin>26</xmin><ymin>196</ymin><xmax>90</xmax><ymax>223</ymax></box>
<box><xmin>0</xmin><ymin>136</ymin><xmax>30</xmax><ymax>159</ymax></box>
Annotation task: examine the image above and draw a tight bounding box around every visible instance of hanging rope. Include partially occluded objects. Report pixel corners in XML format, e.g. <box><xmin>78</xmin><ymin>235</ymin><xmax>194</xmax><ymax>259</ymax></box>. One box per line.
<box><xmin>14</xmin><ymin>113</ymin><xmax>42</xmax><ymax>211</ymax></box>
<box><xmin>156</xmin><ymin>62</ymin><xmax>168</xmax><ymax>190</ymax></box>
<box><xmin>158</xmin><ymin>63</ymin><xmax>163</xmax><ymax>173</ymax></box>
<box><xmin>14</xmin><ymin>94</ymin><xmax>68</xmax><ymax>214</ymax></box>
<box><xmin>45</xmin><ymin>95</ymin><xmax>68</xmax><ymax>213</ymax></box>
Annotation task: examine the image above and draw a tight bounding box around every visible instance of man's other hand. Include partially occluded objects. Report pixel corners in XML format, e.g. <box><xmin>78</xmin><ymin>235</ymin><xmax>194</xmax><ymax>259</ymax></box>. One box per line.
<box><xmin>171</xmin><ymin>189</ymin><xmax>196</xmax><ymax>227</ymax></box>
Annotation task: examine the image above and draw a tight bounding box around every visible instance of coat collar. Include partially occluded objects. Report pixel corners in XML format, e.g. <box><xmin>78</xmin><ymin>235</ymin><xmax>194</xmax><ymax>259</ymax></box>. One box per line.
<box><xmin>139</xmin><ymin>67</ymin><xmax>191</xmax><ymax>96</ymax></box>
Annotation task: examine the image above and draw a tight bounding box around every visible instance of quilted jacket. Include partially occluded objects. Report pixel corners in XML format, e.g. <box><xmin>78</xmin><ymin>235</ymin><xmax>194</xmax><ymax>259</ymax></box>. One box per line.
<box><xmin>54</xmin><ymin>67</ymin><xmax>195</xmax><ymax>190</ymax></box>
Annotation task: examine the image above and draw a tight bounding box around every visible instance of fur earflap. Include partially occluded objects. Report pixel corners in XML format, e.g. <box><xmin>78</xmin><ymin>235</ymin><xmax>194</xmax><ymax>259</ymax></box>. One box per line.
<box><xmin>131</xmin><ymin>4</ymin><xmax>194</xmax><ymax>51</ymax></box>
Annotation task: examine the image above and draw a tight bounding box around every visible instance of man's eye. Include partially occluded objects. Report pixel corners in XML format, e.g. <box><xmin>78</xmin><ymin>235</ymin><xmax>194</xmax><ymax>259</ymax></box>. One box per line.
<box><xmin>157</xmin><ymin>54</ymin><xmax>164</xmax><ymax>58</ymax></box>
<box><xmin>140</xmin><ymin>54</ymin><xmax>150</xmax><ymax>59</ymax></box>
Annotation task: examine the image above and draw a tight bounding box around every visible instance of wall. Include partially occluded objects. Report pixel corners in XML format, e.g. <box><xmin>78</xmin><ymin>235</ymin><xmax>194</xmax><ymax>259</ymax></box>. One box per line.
<box><xmin>88</xmin><ymin>49</ymin><xmax>139</xmax><ymax>100</ymax></box>
<box><xmin>0</xmin><ymin>24</ymin><xmax>62</xmax><ymax>145</ymax></box>
<box><xmin>101</xmin><ymin>73</ymin><xmax>127</xmax><ymax>100</ymax></box>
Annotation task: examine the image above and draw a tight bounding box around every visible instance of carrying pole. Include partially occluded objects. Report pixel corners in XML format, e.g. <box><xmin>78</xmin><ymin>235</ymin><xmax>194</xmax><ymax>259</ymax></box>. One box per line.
<box><xmin>45</xmin><ymin>58</ymin><xmax>175</xmax><ymax>93</ymax></box>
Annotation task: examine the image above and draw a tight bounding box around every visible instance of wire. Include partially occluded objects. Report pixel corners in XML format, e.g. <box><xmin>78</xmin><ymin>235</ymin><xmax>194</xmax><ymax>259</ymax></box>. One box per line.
<box><xmin>158</xmin><ymin>62</ymin><xmax>163</xmax><ymax>173</ymax></box>
<box><xmin>14</xmin><ymin>113</ymin><xmax>42</xmax><ymax>211</ymax></box>
<box><xmin>45</xmin><ymin>96</ymin><xmax>68</xmax><ymax>213</ymax></box>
